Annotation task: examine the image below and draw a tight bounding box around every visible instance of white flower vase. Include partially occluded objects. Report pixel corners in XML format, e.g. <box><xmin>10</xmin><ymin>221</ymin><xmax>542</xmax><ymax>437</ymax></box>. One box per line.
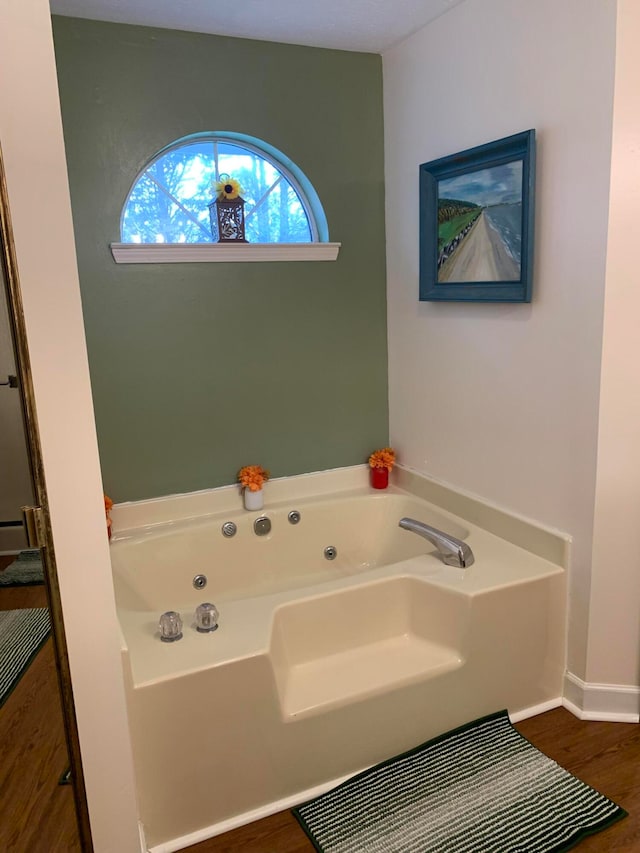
<box><xmin>244</xmin><ymin>487</ymin><xmax>264</xmax><ymax>511</ymax></box>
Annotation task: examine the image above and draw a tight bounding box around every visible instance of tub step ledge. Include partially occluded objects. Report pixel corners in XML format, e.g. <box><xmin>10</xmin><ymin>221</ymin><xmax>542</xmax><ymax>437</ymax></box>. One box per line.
<box><xmin>276</xmin><ymin>635</ymin><xmax>463</xmax><ymax>721</ymax></box>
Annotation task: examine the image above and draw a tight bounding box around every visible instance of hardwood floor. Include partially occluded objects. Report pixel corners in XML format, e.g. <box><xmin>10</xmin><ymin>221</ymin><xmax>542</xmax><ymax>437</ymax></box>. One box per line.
<box><xmin>1</xmin><ymin>549</ymin><xmax>638</xmax><ymax>852</ymax></box>
<box><xmin>0</xmin><ymin>554</ymin><xmax>80</xmax><ymax>853</ymax></box>
<box><xmin>514</xmin><ymin>709</ymin><xmax>640</xmax><ymax>852</ymax></box>
<box><xmin>183</xmin><ymin>708</ymin><xmax>640</xmax><ymax>853</ymax></box>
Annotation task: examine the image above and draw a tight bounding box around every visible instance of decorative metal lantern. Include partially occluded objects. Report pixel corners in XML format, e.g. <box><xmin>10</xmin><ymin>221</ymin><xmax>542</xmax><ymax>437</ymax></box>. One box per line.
<box><xmin>209</xmin><ymin>175</ymin><xmax>247</xmax><ymax>243</ymax></box>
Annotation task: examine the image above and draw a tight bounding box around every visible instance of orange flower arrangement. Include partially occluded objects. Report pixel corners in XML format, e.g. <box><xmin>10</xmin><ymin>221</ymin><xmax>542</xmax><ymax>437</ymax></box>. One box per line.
<box><xmin>368</xmin><ymin>447</ymin><xmax>396</xmax><ymax>471</ymax></box>
<box><xmin>238</xmin><ymin>465</ymin><xmax>270</xmax><ymax>492</ymax></box>
<box><xmin>104</xmin><ymin>494</ymin><xmax>113</xmax><ymax>539</ymax></box>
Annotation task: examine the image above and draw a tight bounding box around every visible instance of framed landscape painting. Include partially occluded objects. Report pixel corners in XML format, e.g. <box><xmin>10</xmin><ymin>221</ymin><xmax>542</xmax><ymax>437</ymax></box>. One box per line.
<box><xmin>419</xmin><ymin>130</ymin><xmax>535</xmax><ymax>302</ymax></box>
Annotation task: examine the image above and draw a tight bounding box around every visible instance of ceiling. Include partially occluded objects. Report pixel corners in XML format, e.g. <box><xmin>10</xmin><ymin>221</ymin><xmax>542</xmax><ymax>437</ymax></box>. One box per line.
<box><xmin>49</xmin><ymin>0</ymin><xmax>468</xmax><ymax>53</ymax></box>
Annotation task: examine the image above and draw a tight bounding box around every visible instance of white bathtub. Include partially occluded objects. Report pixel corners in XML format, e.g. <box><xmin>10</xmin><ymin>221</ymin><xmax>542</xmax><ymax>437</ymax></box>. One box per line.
<box><xmin>111</xmin><ymin>468</ymin><xmax>567</xmax><ymax>852</ymax></box>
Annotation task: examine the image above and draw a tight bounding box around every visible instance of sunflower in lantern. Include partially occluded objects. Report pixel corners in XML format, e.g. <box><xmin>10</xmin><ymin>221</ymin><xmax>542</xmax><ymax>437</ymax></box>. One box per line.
<box><xmin>209</xmin><ymin>174</ymin><xmax>247</xmax><ymax>242</ymax></box>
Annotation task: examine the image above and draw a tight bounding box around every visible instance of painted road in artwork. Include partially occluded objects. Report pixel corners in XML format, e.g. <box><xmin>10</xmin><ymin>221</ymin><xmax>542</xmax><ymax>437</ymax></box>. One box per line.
<box><xmin>437</xmin><ymin>161</ymin><xmax>523</xmax><ymax>283</ymax></box>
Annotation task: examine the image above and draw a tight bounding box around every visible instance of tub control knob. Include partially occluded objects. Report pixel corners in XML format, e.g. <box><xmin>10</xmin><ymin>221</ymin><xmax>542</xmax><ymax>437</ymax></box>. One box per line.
<box><xmin>195</xmin><ymin>602</ymin><xmax>219</xmax><ymax>633</ymax></box>
<box><xmin>159</xmin><ymin>611</ymin><xmax>183</xmax><ymax>642</ymax></box>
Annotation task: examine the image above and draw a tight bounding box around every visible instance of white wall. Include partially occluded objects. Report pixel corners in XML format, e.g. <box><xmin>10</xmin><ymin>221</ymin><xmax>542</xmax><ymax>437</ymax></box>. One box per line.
<box><xmin>588</xmin><ymin>0</ymin><xmax>640</xmax><ymax>687</ymax></box>
<box><xmin>383</xmin><ymin>0</ymin><xmax>617</xmax><ymax>680</ymax></box>
<box><xmin>0</xmin><ymin>1</ymin><xmax>140</xmax><ymax>850</ymax></box>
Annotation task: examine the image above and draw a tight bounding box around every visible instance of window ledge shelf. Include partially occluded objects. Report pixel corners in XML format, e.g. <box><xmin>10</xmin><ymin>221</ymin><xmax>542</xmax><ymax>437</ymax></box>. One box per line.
<box><xmin>110</xmin><ymin>242</ymin><xmax>341</xmax><ymax>264</ymax></box>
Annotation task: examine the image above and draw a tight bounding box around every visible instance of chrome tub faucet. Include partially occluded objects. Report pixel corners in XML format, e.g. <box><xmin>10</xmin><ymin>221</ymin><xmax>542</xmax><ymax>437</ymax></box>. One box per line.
<box><xmin>399</xmin><ymin>517</ymin><xmax>475</xmax><ymax>568</ymax></box>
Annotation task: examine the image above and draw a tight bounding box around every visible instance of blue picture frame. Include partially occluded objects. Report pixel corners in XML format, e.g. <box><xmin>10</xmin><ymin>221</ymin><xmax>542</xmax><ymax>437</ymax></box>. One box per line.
<box><xmin>419</xmin><ymin>130</ymin><xmax>535</xmax><ymax>302</ymax></box>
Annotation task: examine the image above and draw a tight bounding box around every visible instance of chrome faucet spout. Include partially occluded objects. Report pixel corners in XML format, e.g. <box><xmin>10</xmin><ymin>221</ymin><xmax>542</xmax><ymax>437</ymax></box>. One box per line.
<box><xmin>399</xmin><ymin>517</ymin><xmax>474</xmax><ymax>568</ymax></box>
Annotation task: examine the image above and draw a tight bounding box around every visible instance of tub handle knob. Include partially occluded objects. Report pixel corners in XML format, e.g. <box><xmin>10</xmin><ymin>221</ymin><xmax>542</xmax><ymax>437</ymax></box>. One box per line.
<box><xmin>159</xmin><ymin>611</ymin><xmax>183</xmax><ymax>642</ymax></box>
<box><xmin>195</xmin><ymin>602</ymin><xmax>219</xmax><ymax>633</ymax></box>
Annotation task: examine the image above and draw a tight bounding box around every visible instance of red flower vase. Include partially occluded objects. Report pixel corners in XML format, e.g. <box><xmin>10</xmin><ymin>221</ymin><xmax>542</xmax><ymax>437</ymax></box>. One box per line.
<box><xmin>370</xmin><ymin>466</ymin><xmax>389</xmax><ymax>489</ymax></box>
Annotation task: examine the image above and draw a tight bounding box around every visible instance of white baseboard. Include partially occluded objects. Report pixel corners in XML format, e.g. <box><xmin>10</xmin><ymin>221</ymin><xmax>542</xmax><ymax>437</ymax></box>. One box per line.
<box><xmin>509</xmin><ymin>697</ymin><xmax>563</xmax><ymax>723</ymax></box>
<box><xmin>563</xmin><ymin>671</ymin><xmax>640</xmax><ymax>722</ymax></box>
<box><xmin>138</xmin><ymin>821</ymin><xmax>147</xmax><ymax>853</ymax></box>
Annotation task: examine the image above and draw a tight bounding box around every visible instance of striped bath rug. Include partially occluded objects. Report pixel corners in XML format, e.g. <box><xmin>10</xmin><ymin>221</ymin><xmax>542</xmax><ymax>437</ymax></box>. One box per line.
<box><xmin>293</xmin><ymin>709</ymin><xmax>626</xmax><ymax>853</ymax></box>
<box><xmin>0</xmin><ymin>550</ymin><xmax>44</xmax><ymax>586</ymax></box>
<box><xmin>0</xmin><ymin>608</ymin><xmax>50</xmax><ymax>707</ymax></box>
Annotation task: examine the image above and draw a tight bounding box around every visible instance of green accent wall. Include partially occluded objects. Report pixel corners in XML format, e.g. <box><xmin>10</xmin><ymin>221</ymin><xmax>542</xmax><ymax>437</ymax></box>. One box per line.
<box><xmin>52</xmin><ymin>17</ymin><xmax>388</xmax><ymax>502</ymax></box>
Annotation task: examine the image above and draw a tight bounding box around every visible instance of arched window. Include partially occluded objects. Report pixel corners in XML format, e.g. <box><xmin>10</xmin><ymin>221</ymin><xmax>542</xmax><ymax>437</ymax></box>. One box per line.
<box><xmin>121</xmin><ymin>132</ymin><xmax>328</xmax><ymax>245</ymax></box>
